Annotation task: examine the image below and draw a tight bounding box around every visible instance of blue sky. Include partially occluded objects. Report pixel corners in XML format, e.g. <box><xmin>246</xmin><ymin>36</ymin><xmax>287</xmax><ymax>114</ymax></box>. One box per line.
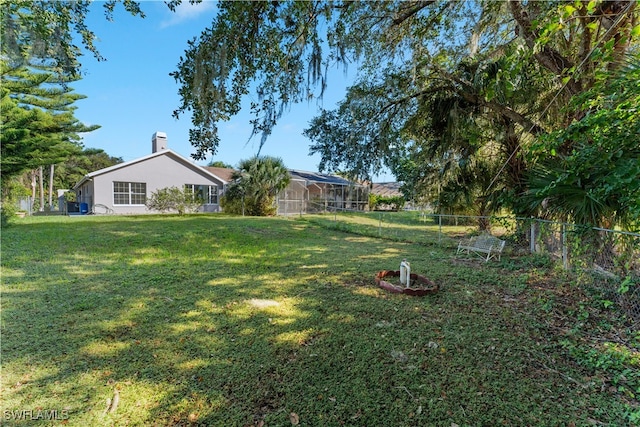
<box><xmin>73</xmin><ymin>1</ymin><xmax>394</xmax><ymax>181</ymax></box>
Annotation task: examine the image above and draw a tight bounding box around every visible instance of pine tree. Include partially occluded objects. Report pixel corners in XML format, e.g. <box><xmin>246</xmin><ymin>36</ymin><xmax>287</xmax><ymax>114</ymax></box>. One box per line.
<box><xmin>0</xmin><ymin>63</ymin><xmax>98</xmax><ymax>180</ymax></box>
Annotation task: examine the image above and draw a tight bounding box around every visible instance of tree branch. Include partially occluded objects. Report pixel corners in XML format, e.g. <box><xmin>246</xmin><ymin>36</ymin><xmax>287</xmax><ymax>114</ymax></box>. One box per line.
<box><xmin>508</xmin><ymin>0</ymin><xmax>582</xmax><ymax>95</ymax></box>
<box><xmin>392</xmin><ymin>1</ymin><xmax>436</xmax><ymax>26</ymax></box>
<box><xmin>436</xmin><ymin>67</ymin><xmax>546</xmax><ymax>136</ymax></box>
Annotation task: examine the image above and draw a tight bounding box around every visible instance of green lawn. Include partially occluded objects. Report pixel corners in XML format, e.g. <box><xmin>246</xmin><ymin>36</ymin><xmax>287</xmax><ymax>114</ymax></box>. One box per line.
<box><xmin>1</xmin><ymin>215</ymin><xmax>637</xmax><ymax>426</ymax></box>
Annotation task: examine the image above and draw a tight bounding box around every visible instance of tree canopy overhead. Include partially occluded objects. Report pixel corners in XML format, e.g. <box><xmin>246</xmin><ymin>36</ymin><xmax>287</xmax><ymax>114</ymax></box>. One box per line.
<box><xmin>172</xmin><ymin>0</ymin><xmax>638</xmax><ymax>159</ymax></box>
<box><xmin>1</xmin><ymin>0</ymin><xmax>145</xmax><ymax>77</ymax></box>
<box><xmin>171</xmin><ymin>0</ymin><xmax>638</xmax><ymax>226</ymax></box>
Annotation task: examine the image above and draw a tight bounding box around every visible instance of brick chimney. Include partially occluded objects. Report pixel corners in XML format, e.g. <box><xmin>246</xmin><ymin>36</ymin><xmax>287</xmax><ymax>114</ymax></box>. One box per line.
<box><xmin>152</xmin><ymin>131</ymin><xmax>167</xmax><ymax>153</ymax></box>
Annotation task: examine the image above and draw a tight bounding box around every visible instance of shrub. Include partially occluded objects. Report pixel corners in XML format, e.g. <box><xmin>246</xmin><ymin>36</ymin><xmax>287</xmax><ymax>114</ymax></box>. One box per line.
<box><xmin>369</xmin><ymin>194</ymin><xmax>405</xmax><ymax>211</ymax></box>
<box><xmin>220</xmin><ymin>184</ymin><xmax>277</xmax><ymax>216</ymax></box>
<box><xmin>146</xmin><ymin>186</ymin><xmax>202</xmax><ymax>215</ymax></box>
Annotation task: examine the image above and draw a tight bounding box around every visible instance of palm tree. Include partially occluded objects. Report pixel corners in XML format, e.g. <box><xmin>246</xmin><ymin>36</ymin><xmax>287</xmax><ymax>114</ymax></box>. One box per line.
<box><xmin>523</xmin><ymin>58</ymin><xmax>640</xmax><ymax>229</ymax></box>
<box><xmin>228</xmin><ymin>156</ymin><xmax>291</xmax><ymax>216</ymax></box>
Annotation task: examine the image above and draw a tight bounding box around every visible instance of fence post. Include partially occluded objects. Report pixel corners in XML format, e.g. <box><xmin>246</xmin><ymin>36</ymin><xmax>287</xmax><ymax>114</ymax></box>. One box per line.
<box><xmin>562</xmin><ymin>223</ymin><xmax>569</xmax><ymax>270</ymax></box>
<box><xmin>530</xmin><ymin>218</ymin><xmax>536</xmax><ymax>253</ymax></box>
<box><xmin>438</xmin><ymin>214</ymin><xmax>442</xmax><ymax>243</ymax></box>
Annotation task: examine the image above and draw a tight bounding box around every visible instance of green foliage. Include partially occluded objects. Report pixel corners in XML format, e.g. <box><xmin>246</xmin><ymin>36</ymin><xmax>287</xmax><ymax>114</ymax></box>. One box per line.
<box><xmin>222</xmin><ymin>156</ymin><xmax>290</xmax><ymax>216</ymax></box>
<box><xmin>0</xmin><ymin>65</ymin><xmax>94</xmax><ymax>180</ymax></box>
<box><xmin>54</xmin><ymin>148</ymin><xmax>123</xmax><ymax>191</ymax></box>
<box><xmin>218</xmin><ymin>194</ymin><xmax>242</xmax><ymax>216</ymax></box>
<box><xmin>561</xmin><ymin>338</ymin><xmax>640</xmax><ymax>419</ymax></box>
<box><xmin>1</xmin><ymin>0</ymin><xmax>145</xmax><ymax>77</ymax></box>
<box><xmin>0</xmin><ymin>204</ymin><xmax>17</xmax><ymax>228</ymax></box>
<box><xmin>220</xmin><ymin>184</ymin><xmax>278</xmax><ymax>217</ymax></box>
<box><xmin>207</xmin><ymin>160</ymin><xmax>234</xmax><ymax>168</ymax></box>
<box><xmin>145</xmin><ymin>186</ymin><xmax>203</xmax><ymax>215</ymax></box>
<box><xmin>171</xmin><ymin>1</ymin><xmax>334</xmax><ymax>160</ymax></box>
<box><xmin>525</xmin><ymin>59</ymin><xmax>640</xmax><ymax>227</ymax></box>
<box><xmin>0</xmin><ymin>0</ymin><xmax>141</xmax><ymax>209</ymax></box>
<box><xmin>171</xmin><ymin>0</ymin><xmax>639</xmax><ymax>225</ymax></box>
<box><xmin>0</xmin><ymin>175</ymin><xmax>31</xmax><ymax>225</ymax></box>
<box><xmin>369</xmin><ymin>193</ymin><xmax>405</xmax><ymax>211</ymax></box>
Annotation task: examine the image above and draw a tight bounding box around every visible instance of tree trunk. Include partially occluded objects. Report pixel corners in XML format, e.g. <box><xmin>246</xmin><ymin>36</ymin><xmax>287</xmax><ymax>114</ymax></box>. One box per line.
<box><xmin>49</xmin><ymin>164</ymin><xmax>55</xmax><ymax>209</ymax></box>
<box><xmin>31</xmin><ymin>170</ymin><xmax>37</xmax><ymax>201</ymax></box>
<box><xmin>38</xmin><ymin>166</ymin><xmax>44</xmax><ymax>211</ymax></box>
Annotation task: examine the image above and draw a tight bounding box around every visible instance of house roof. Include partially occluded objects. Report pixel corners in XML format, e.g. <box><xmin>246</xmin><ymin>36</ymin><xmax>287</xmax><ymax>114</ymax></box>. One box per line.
<box><xmin>73</xmin><ymin>149</ymin><xmax>228</xmax><ymax>190</ymax></box>
<box><xmin>371</xmin><ymin>182</ymin><xmax>402</xmax><ymax>197</ymax></box>
<box><xmin>203</xmin><ymin>167</ymin><xmax>363</xmax><ymax>187</ymax></box>
<box><xmin>289</xmin><ymin>169</ymin><xmax>359</xmax><ymax>186</ymax></box>
<box><xmin>203</xmin><ymin>166</ymin><xmax>235</xmax><ymax>183</ymax></box>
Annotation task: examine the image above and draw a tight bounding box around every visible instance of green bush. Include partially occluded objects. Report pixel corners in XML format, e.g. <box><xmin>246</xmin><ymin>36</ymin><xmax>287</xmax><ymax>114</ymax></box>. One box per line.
<box><xmin>146</xmin><ymin>186</ymin><xmax>202</xmax><ymax>215</ymax></box>
<box><xmin>369</xmin><ymin>193</ymin><xmax>405</xmax><ymax>211</ymax></box>
<box><xmin>220</xmin><ymin>186</ymin><xmax>277</xmax><ymax>216</ymax></box>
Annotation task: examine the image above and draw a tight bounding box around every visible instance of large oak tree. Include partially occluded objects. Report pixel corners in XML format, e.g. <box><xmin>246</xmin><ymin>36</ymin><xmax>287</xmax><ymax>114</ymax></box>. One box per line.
<box><xmin>171</xmin><ymin>1</ymin><xmax>638</xmax><ymax>224</ymax></box>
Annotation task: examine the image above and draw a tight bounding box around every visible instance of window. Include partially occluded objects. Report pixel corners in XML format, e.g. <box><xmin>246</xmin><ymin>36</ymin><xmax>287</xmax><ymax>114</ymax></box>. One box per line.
<box><xmin>113</xmin><ymin>182</ymin><xmax>147</xmax><ymax>205</ymax></box>
<box><xmin>185</xmin><ymin>184</ymin><xmax>218</xmax><ymax>204</ymax></box>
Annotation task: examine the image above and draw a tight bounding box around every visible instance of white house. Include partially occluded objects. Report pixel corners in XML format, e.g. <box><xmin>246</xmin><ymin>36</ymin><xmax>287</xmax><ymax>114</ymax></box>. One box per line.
<box><xmin>73</xmin><ymin>132</ymin><xmax>227</xmax><ymax>214</ymax></box>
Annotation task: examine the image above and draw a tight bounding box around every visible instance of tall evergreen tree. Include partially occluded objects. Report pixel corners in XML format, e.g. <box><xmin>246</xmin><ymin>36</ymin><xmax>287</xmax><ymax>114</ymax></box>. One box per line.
<box><xmin>0</xmin><ymin>63</ymin><xmax>98</xmax><ymax>180</ymax></box>
<box><xmin>1</xmin><ymin>0</ymin><xmax>144</xmax><ymax>218</ymax></box>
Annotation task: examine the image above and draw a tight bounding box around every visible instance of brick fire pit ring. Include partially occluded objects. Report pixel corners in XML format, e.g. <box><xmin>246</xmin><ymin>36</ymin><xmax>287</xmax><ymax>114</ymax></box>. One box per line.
<box><xmin>375</xmin><ymin>270</ymin><xmax>439</xmax><ymax>296</ymax></box>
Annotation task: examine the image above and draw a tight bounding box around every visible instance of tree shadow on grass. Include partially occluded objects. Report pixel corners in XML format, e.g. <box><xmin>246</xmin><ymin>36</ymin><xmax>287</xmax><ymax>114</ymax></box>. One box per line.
<box><xmin>1</xmin><ymin>216</ymin><xmax>632</xmax><ymax>425</ymax></box>
<box><xmin>2</xmin><ymin>216</ymin><xmax>413</xmax><ymax>425</ymax></box>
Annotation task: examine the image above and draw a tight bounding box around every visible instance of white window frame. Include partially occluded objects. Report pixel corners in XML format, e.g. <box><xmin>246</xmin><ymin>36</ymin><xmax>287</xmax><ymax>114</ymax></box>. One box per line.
<box><xmin>113</xmin><ymin>181</ymin><xmax>147</xmax><ymax>205</ymax></box>
<box><xmin>185</xmin><ymin>184</ymin><xmax>218</xmax><ymax>204</ymax></box>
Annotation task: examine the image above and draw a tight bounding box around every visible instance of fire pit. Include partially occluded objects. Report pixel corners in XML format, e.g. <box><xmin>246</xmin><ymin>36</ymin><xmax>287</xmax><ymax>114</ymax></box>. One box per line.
<box><xmin>375</xmin><ymin>270</ymin><xmax>439</xmax><ymax>296</ymax></box>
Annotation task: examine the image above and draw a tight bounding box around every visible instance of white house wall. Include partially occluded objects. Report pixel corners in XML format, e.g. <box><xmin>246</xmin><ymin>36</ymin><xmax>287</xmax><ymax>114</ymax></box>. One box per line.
<box><xmin>89</xmin><ymin>153</ymin><xmax>223</xmax><ymax>214</ymax></box>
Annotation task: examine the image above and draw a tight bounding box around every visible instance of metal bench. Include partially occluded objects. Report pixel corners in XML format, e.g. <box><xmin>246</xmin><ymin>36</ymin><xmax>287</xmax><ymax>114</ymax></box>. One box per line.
<box><xmin>456</xmin><ymin>234</ymin><xmax>505</xmax><ymax>262</ymax></box>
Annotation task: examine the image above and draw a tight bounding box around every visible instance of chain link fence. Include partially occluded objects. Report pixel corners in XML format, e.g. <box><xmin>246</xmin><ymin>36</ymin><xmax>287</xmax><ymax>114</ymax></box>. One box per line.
<box><xmin>525</xmin><ymin>218</ymin><xmax>640</xmax><ymax>324</ymax></box>
<box><xmin>299</xmin><ymin>207</ymin><xmax>640</xmax><ymax>327</ymax></box>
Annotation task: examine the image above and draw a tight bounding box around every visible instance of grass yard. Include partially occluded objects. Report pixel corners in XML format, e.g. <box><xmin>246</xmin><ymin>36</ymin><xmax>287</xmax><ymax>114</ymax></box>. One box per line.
<box><xmin>2</xmin><ymin>215</ymin><xmax>638</xmax><ymax>426</ymax></box>
<box><xmin>302</xmin><ymin>211</ymin><xmax>512</xmax><ymax>248</ymax></box>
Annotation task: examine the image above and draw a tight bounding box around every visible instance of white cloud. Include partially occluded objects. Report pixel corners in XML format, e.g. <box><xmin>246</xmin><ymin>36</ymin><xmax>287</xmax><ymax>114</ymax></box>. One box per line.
<box><xmin>159</xmin><ymin>1</ymin><xmax>216</xmax><ymax>29</ymax></box>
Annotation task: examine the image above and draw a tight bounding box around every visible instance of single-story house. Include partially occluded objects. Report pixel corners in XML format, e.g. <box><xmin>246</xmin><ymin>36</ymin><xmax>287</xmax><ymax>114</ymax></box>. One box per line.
<box><xmin>72</xmin><ymin>132</ymin><xmax>369</xmax><ymax>215</ymax></box>
<box><xmin>73</xmin><ymin>132</ymin><xmax>227</xmax><ymax>214</ymax></box>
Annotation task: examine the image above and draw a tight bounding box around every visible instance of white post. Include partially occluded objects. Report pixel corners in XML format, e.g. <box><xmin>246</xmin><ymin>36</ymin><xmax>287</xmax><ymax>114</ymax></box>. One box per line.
<box><xmin>530</xmin><ymin>218</ymin><xmax>536</xmax><ymax>253</ymax></box>
<box><xmin>562</xmin><ymin>223</ymin><xmax>569</xmax><ymax>270</ymax></box>
<box><xmin>400</xmin><ymin>259</ymin><xmax>411</xmax><ymax>288</ymax></box>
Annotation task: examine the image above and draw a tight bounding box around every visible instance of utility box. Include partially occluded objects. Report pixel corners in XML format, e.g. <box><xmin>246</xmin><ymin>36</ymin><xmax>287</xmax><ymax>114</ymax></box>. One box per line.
<box><xmin>67</xmin><ymin>202</ymin><xmax>80</xmax><ymax>213</ymax></box>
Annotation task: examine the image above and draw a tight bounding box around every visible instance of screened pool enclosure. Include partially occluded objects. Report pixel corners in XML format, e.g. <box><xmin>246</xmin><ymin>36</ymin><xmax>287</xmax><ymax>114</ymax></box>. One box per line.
<box><xmin>277</xmin><ymin>170</ymin><xmax>369</xmax><ymax>215</ymax></box>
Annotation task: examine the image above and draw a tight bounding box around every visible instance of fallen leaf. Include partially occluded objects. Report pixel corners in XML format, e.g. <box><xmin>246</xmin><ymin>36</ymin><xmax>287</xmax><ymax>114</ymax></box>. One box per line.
<box><xmin>290</xmin><ymin>412</ymin><xmax>299</xmax><ymax>425</ymax></box>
